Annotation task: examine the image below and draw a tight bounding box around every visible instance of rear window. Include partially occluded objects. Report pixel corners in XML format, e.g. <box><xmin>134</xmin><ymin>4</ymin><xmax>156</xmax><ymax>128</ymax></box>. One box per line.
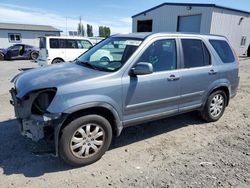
<box><xmin>39</xmin><ymin>37</ymin><xmax>46</xmax><ymax>49</ymax></box>
<box><xmin>209</xmin><ymin>40</ymin><xmax>235</xmax><ymax>63</ymax></box>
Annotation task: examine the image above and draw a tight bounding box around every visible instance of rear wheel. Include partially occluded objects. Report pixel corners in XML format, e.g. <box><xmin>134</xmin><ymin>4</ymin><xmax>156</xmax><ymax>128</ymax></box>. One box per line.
<box><xmin>59</xmin><ymin>115</ymin><xmax>112</xmax><ymax>167</ymax></box>
<box><xmin>0</xmin><ymin>52</ymin><xmax>4</xmax><ymax>60</ymax></box>
<box><xmin>247</xmin><ymin>45</ymin><xmax>250</xmax><ymax>57</ymax></box>
<box><xmin>52</xmin><ymin>58</ymin><xmax>64</xmax><ymax>64</ymax></box>
<box><xmin>30</xmin><ymin>51</ymin><xmax>39</xmax><ymax>60</ymax></box>
<box><xmin>201</xmin><ymin>90</ymin><xmax>227</xmax><ymax>122</ymax></box>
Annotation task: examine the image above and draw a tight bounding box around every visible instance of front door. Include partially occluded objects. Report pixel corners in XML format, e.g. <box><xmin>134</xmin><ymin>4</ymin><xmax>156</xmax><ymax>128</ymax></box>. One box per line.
<box><xmin>122</xmin><ymin>38</ymin><xmax>181</xmax><ymax>125</ymax></box>
<box><xmin>7</xmin><ymin>44</ymin><xmax>22</xmax><ymax>59</ymax></box>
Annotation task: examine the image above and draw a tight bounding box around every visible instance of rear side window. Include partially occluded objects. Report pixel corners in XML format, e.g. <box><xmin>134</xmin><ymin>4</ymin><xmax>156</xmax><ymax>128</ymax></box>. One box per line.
<box><xmin>181</xmin><ymin>39</ymin><xmax>210</xmax><ymax>68</ymax></box>
<box><xmin>209</xmin><ymin>40</ymin><xmax>235</xmax><ymax>63</ymax></box>
<box><xmin>50</xmin><ymin>39</ymin><xmax>59</xmax><ymax>48</ymax></box>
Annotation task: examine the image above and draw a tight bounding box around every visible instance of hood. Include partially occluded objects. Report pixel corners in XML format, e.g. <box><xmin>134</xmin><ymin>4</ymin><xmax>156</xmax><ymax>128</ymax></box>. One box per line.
<box><xmin>14</xmin><ymin>62</ymin><xmax>108</xmax><ymax>98</ymax></box>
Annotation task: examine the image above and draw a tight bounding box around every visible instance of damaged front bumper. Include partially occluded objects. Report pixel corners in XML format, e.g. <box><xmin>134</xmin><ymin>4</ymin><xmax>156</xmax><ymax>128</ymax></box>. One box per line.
<box><xmin>9</xmin><ymin>88</ymin><xmax>63</xmax><ymax>142</ymax></box>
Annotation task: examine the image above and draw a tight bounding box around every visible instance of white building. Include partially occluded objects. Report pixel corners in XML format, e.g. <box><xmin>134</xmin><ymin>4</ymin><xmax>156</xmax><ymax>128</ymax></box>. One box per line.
<box><xmin>132</xmin><ymin>3</ymin><xmax>250</xmax><ymax>56</ymax></box>
<box><xmin>0</xmin><ymin>23</ymin><xmax>61</xmax><ymax>48</ymax></box>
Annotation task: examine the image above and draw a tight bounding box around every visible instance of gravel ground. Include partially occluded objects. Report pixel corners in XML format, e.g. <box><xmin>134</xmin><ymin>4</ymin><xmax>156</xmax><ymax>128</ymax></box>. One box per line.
<box><xmin>0</xmin><ymin>59</ymin><xmax>249</xmax><ymax>188</ymax></box>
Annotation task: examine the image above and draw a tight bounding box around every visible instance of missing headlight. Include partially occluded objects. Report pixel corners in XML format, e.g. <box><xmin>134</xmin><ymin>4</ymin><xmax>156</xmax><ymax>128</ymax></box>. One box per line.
<box><xmin>31</xmin><ymin>89</ymin><xmax>56</xmax><ymax>115</ymax></box>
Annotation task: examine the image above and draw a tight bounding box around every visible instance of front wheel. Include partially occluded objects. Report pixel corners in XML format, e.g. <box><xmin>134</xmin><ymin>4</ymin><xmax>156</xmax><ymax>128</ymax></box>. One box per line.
<box><xmin>59</xmin><ymin>115</ymin><xmax>112</xmax><ymax>167</ymax></box>
<box><xmin>0</xmin><ymin>53</ymin><xmax>4</xmax><ymax>60</ymax></box>
<box><xmin>201</xmin><ymin>90</ymin><xmax>227</xmax><ymax>122</ymax></box>
<box><xmin>52</xmin><ymin>58</ymin><xmax>64</xmax><ymax>64</ymax></box>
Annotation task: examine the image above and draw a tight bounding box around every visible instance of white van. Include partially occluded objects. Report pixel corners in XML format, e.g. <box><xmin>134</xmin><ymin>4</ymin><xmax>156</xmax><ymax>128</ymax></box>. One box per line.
<box><xmin>37</xmin><ymin>36</ymin><xmax>93</xmax><ymax>66</ymax></box>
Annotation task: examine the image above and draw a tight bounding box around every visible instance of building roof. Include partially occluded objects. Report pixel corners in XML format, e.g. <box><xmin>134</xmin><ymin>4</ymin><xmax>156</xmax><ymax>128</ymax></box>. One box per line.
<box><xmin>132</xmin><ymin>3</ymin><xmax>250</xmax><ymax>18</ymax></box>
<box><xmin>0</xmin><ymin>23</ymin><xmax>62</xmax><ymax>32</ymax></box>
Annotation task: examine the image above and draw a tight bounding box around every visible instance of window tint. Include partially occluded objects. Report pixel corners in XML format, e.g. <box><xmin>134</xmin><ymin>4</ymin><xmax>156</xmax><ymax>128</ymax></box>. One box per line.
<box><xmin>66</xmin><ymin>39</ymin><xmax>78</xmax><ymax>48</ymax></box>
<box><xmin>209</xmin><ymin>40</ymin><xmax>235</xmax><ymax>63</ymax></box>
<box><xmin>9</xmin><ymin>45</ymin><xmax>21</xmax><ymax>50</ymax></box>
<box><xmin>39</xmin><ymin>37</ymin><xmax>46</xmax><ymax>48</ymax></box>
<box><xmin>59</xmin><ymin>39</ymin><xmax>66</xmax><ymax>48</ymax></box>
<box><xmin>137</xmin><ymin>39</ymin><xmax>177</xmax><ymax>72</ymax></box>
<box><xmin>50</xmin><ymin>39</ymin><xmax>93</xmax><ymax>49</ymax></box>
<box><xmin>181</xmin><ymin>39</ymin><xmax>210</xmax><ymax>68</ymax></box>
<box><xmin>50</xmin><ymin>39</ymin><xmax>59</xmax><ymax>48</ymax></box>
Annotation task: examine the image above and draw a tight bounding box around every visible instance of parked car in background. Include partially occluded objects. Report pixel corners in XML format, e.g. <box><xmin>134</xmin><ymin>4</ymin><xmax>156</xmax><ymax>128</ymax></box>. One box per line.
<box><xmin>10</xmin><ymin>33</ymin><xmax>239</xmax><ymax>167</ymax></box>
<box><xmin>37</xmin><ymin>36</ymin><xmax>94</xmax><ymax>66</ymax></box>
<box><xmin>0</xmin><ymin>44</ymin><xmax>39</xmax><ymax>60</ymax></box>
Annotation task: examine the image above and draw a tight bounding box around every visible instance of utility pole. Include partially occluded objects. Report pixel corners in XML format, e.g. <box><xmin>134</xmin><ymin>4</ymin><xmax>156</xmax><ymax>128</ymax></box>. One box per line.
<box><xmin>79</xmin><ymin>16</ymin><xmax>82</xmax><ymax>36</ymax></box>
<box><xmin>66</xmin><ymin>17</ymin><xmax>68</xmax><ymax>36</ymax></box>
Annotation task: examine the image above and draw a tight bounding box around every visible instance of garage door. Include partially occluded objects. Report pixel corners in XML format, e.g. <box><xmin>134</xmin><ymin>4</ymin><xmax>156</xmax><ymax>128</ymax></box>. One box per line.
<box><xmin>177</xmin><ymin>15</ymin><xmax>201</xmax><ymax>33</ymax></box>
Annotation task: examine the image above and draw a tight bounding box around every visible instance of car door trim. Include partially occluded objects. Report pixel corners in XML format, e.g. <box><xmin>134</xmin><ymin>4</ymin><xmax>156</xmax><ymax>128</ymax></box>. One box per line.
<box><xmin>123</xmin><ymin>109</ymin><xmax>178</xmax><ymax>126</ymax></box>
<box><xmin>126</xmin><ymin>95</ymin><xmax>180</xmax><ymax>110</ymax></box>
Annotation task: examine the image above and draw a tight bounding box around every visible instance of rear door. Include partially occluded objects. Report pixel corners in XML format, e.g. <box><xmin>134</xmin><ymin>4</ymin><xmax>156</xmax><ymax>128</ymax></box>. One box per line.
<box><xmin>38</xmin><ymin>37</ymin><xmax>47</xmax><ymax>60</ymax></box>
<box><xmin>178</xmin><ymin>38</ymin><xmax>219</xmax><ymax>112</ymax></box>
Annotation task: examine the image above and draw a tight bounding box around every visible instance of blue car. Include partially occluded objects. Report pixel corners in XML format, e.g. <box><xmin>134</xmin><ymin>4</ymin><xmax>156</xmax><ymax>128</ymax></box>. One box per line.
<box><xmin>0</xmin><ymin>44</ymin><xmax>39</xmax><ymax>60</ymax></box>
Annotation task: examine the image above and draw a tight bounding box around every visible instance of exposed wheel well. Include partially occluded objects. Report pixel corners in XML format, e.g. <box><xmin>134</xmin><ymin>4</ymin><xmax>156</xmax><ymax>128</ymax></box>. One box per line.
<box><xmin>210</xmin><ymin>86</ymin><xmax>230</xmax><ymax>106</ymax></box>
<box><xmin>60</xmin><ymin>107</ymin><xmax>118</xmax><ymax>137</ymax></box>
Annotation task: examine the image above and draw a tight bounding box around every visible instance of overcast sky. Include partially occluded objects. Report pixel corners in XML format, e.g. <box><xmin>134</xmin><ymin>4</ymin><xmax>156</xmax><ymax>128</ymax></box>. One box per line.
<box><xmin>0</xmin><ymin>0</ymin><xmax>249</xmax><ymax>35</ymax></box>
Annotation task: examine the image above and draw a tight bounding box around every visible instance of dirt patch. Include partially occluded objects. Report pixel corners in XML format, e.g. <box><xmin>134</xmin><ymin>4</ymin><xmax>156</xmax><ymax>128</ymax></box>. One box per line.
<box><xmin>0</xmin><ymin>60</ymin><xmax>249</xmax><ymax>188</ymax></box>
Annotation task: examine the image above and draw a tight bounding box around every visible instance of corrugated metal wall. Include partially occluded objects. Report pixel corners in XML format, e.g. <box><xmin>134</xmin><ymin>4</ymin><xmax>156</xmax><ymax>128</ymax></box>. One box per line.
<box><xmin>132</xmin><ymin>5</ymin><xmax>213</xmax><ymax>33</ymax></box>
<box><xmin>210</xmin><ymin>8</ymin><xmax>250</xmax><ymax>56</ymax></box>
<box><xmin>132</xmin><ymin>5</ymin><xmax>250</xmax><ymax>56</ymax></box>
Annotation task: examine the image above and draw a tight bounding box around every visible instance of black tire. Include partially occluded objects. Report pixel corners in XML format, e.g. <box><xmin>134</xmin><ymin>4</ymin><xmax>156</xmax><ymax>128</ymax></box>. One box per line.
<box><xmin>201</xmin><ymin>90</ymin><xmax>227</xmax><ymax>122</ymax></box>
<box><xmin>0</xmin><ymin>53</ymin><xmax>4</xmax><ymax>61</ymax></box>
<box><xmin>100</xmin><ymin>56</ymin><xmax>110</xmax><ymax>62</ymax></box>
<box><xmin>30</xmin><ymin>51</ymin><xmax>39</xmax><ymax>60</ymax></box>
<box><xmin>52</xmin><ymin>58</ymin><xmax>64</xmax><ymax>64</ymax></box>
<box><xmin>247</xmin><ymin>45</ymin><xmax>250</xmax><ymax>57</ymax></box>
<box><xmin>59</xmin><ymin>115</ymin><xmax>112</xmax><ymax>167</ymax></box>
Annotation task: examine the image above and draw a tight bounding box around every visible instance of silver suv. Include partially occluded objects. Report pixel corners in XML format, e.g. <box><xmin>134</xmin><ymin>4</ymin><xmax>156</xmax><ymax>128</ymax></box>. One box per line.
<box><xmin>10</xmin><ymin>33</ymin><xmax>239</xmax><ymax>166</ymax></box>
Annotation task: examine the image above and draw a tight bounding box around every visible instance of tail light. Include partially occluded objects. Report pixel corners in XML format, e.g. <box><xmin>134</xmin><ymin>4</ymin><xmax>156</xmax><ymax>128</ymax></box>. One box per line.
<box><xmin>46</xmin><ymin>49</ymin><xmax>49</xmax><ymax>57</ymax></box>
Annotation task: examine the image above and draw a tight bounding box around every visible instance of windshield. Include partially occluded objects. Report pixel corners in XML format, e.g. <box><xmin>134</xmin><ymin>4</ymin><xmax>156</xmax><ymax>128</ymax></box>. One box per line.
<box><xmin>76</xmin><ymin>37</ymin><xmax>142</xmax><ymax>72</ymax></box>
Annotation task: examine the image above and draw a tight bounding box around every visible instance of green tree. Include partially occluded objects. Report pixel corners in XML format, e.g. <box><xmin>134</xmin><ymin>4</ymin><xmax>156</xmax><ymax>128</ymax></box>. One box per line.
<box><xmin>87</xmin><ymin>24</ymin><xmax>93</xmax><ymax>37</ymax></box>
<box><xmin>99</xmin><ymin>26</ymin><xmax>111</xmax><ymax>38</ymax></box>
<box><xmin>77</xmin><ymin>23</ymin><xmax>85</xmax><ymax>36</ymax></box>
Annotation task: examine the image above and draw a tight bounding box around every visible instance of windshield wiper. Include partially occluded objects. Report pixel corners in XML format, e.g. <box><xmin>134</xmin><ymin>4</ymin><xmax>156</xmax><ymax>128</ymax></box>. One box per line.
<box><xmin>76</xmin><ymin>60</ymin><xmax>98</xmax><ymax>70</ymax></box>
<box><xmin>75</xmin><ymin>59</ymin><xmax>113</xmax><ymax>72</ymax></box>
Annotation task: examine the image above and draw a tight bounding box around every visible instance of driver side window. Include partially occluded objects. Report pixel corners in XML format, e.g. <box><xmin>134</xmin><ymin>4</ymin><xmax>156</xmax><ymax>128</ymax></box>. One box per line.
<box><xmin>137</xmin><ymin>39</ymin><xmax>177</xmax><ymax>72</ymax></box>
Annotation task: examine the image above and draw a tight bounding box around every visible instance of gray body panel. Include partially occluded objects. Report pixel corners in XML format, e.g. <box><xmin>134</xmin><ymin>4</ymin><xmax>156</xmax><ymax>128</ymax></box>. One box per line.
<box><xmin>11</xmin><ymin>33</ymin><xmax>239</xmax><ymax>142</ymax></box>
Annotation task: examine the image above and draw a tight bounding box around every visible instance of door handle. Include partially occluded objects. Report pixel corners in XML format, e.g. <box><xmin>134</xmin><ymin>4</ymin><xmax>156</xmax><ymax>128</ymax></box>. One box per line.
<box><xmin>167</xmin><ymin>75</ymin><xmax>180</xmax><ymax>81</ymax></box>
<box><xmin>208</xmin><ymin>69</ymin><xmax>217</xmax><ymax>75</ymax></box>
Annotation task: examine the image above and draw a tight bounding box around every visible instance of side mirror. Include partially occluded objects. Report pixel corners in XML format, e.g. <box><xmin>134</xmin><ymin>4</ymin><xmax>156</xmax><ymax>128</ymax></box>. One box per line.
<box><xmin>131</xmin><ymin>62</ymin><xmax>153</xmax><ymax>76</ymax></box>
